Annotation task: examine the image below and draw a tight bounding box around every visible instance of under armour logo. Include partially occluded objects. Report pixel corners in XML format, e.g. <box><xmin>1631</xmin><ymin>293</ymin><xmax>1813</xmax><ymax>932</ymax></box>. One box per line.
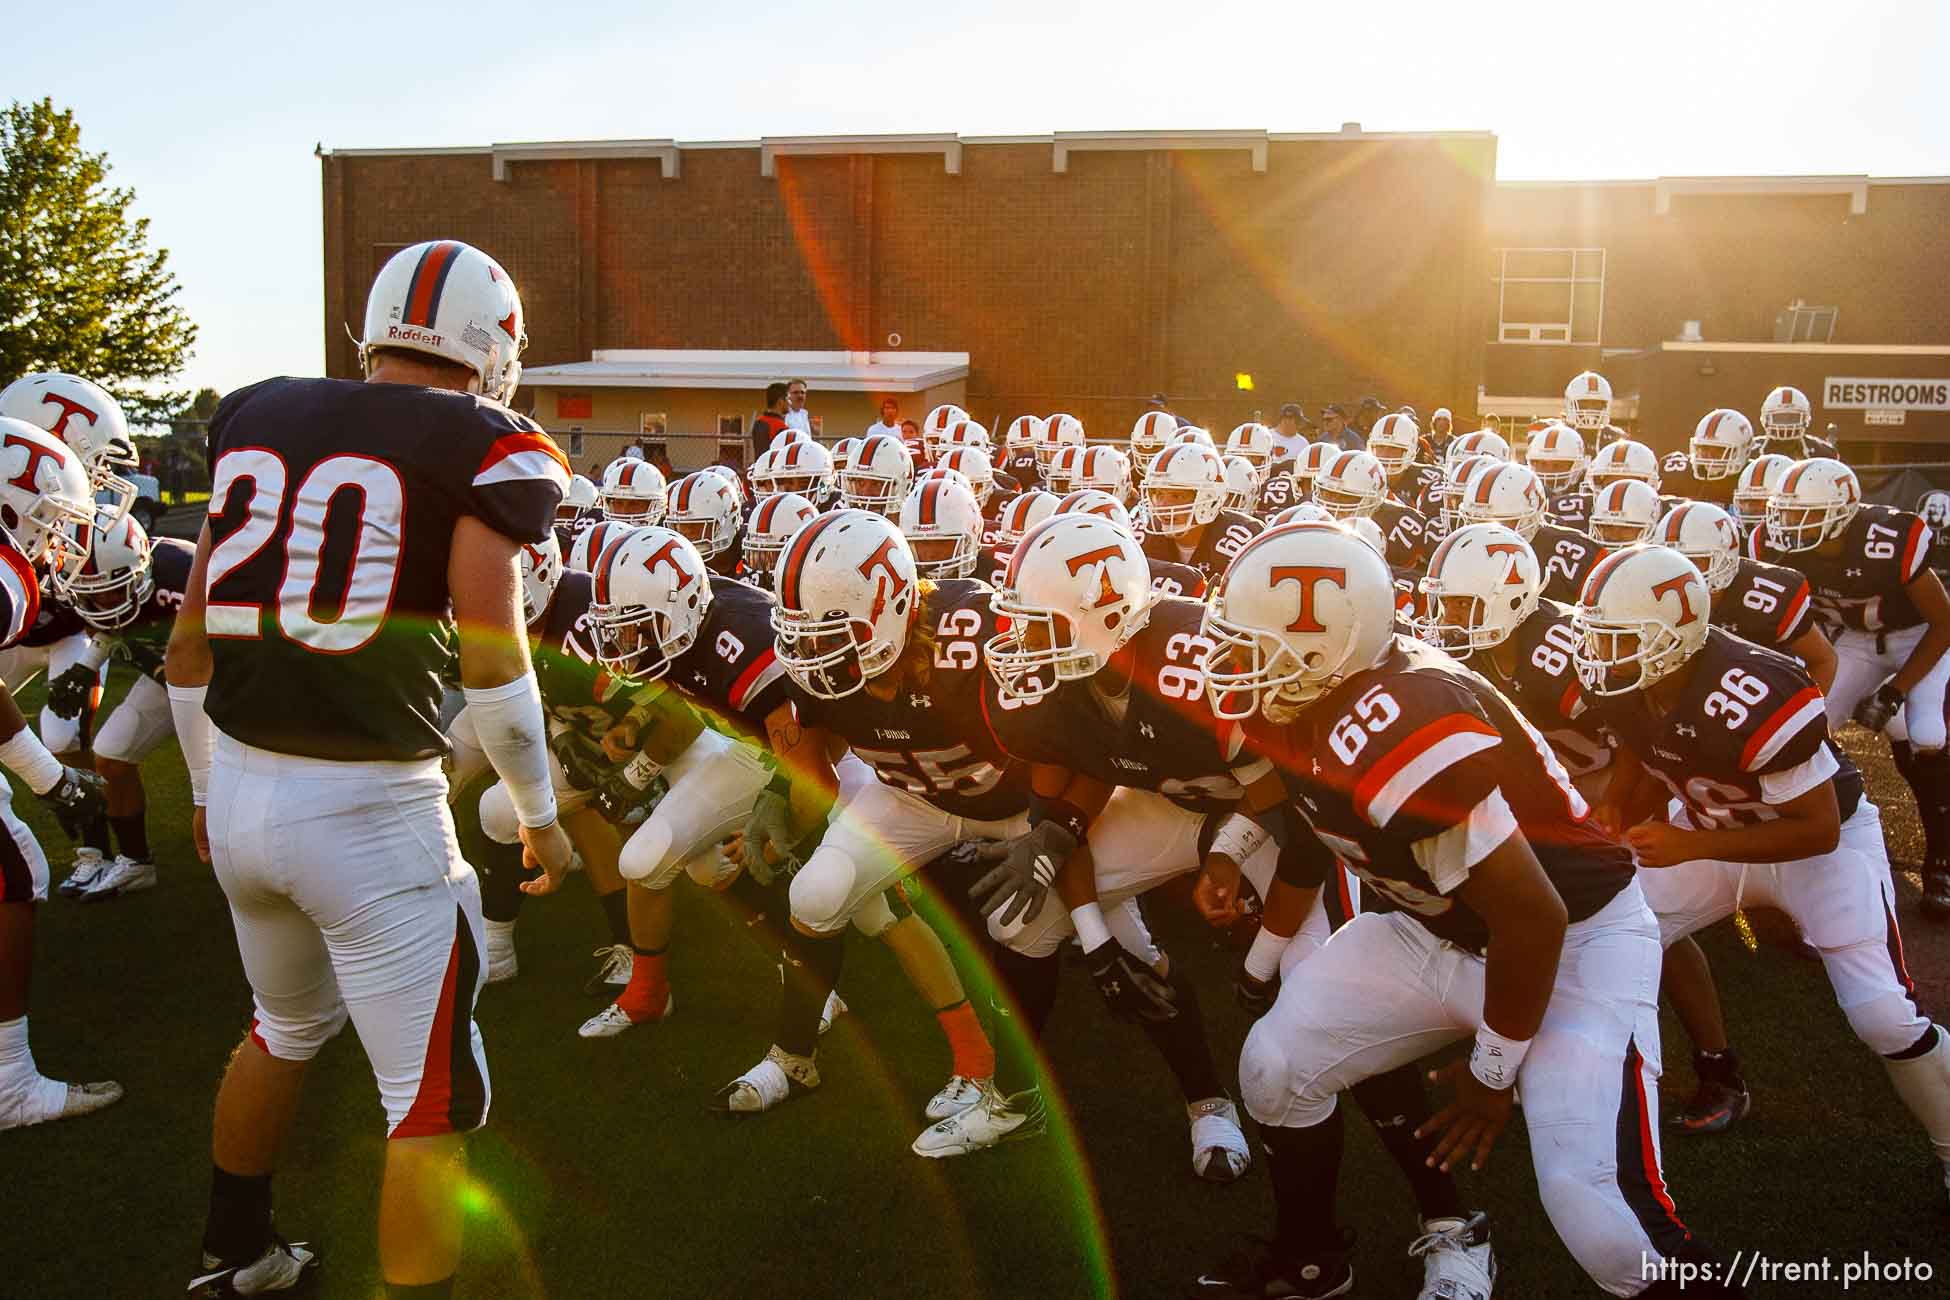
<box><xmin>1846</xmin><ymin>568</ymin><xmax>1864</xmax><ymax>578</ymax></box>
<box><xmin>1139</xmin><ymin>722</ymin><xmax>1156</xmax><ymax>739</ymax></box>
<box><xmin>692</xmin><ymin>671</ymin><xmax>709</xmax><ymax>689</ymax></box>
<box><xmin>1676</xmin><ymin>724</ymin><xmax>1697</xmax><ymax>738</ymax></box>
<box><xmin>907</xmin><ymin>694</ymin><xmax>932</xmax><ymax>710</ymax></box>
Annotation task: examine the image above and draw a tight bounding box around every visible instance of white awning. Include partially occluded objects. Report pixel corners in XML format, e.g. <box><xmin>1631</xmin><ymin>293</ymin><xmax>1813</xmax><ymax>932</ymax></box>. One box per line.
<box><xmin>519</xmin><ymin>349</ymin><xmax>968</xmax><ymax>393</ymax></box>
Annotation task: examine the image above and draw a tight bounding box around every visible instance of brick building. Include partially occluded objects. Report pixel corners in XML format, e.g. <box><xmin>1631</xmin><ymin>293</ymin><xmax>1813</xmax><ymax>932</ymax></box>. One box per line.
<box><xmin>320</xmin><ymin>132</ymin><xmax>1950</xmax><ymax>461</ymax></box>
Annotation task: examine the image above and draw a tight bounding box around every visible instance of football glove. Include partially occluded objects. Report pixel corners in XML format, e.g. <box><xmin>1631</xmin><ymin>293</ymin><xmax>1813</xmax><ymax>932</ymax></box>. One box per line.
<box><xmin>738</xmin><ymin>789</ymin><xmax>795</xmax><ymax>886</ymax></box>
<box><xmin>1084</xmin><ymin>938</ymin><xmax>1178</xmax><ymax>1023</ymax></box>
<box><xmin>969</xmin><ymin>819</ymin><xmax>1077</xmax><ymax>928</ymax></box>
<box><xmin>1853</xmin><ymin>681</ymin><xmax>1904</xmax><ymax>733</ymax></box>
<box><xmin>44</xmin><ymin>665</ymin><xmax>99</xmax><ymax>721</ymax></box>
<box><xmin>38</xmin><ymin>767</ymin><xmax>107</xmax><ymax>841</ymax></box>
<box><xmin>1234</xmin><ymin>966</ymin><xmax>1279</xmax><ymax>1018</ymax></box>
<box><xmin>547</xmin><ymin>731</ymin><xmax>608</xmax><ymax>794</ymax></box>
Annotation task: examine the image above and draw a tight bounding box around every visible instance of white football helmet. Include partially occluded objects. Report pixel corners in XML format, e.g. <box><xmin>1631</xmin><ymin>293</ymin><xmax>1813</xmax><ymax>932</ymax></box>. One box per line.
<box><xmin>743</xmin><ymin>492</ymin><xmax>820</xmax><ymax>581</ymax></box>
<box><xmin>1446</xmin><ymin>429</ymin><xmax>1510</xmax><ymax>466</ymax></box>
<box><xmin>1438</xmin><ymin>454</ymin><xmax>1498</xmax><ymax>528</ymax></box>
<box><xmin>995</xmin><ymin>489</ymin><xmax>1061</xmax><ymax>548</ymax></box>
<box><xmin>1073</xmin><ymin>445</ymin><xmax>1133</xmax><ymax>503</ymax></box>
<box><xmin>1311</xmin><ymin>449</ymin><xmax>1387</xmax><ymax>520</ymax></box>
<box><xmin>898</xmin><ymin>476</ymin><xmax>985</xmax><ymax>579</ymax></box>
<box><xmin>942</xmin><ymin>419</ymin><xmax>992</xmax><ymax>455</ymax></box>
<box><xmin>1269</xmin><ymin>502</ymin><xmax>1335</xmax><ymax>527</ymax></box>
<box><xmin>831</xmin><ymin>436</ymin><xmax>862</xmax><ymax>475</ymax></box>
<box><xmin>1293</xmin><ymin>440</ymin><xmax>1337</xmax><ymax>491</ymax></box>
<box><xmin>770</xmin><ymin>438</ymin><xmax>834</xmax><ymax>499</ymax></box>
<box><xmin>1130</xmin><ymin>411</ymin><xmax>1178</xmax><ymax>479</ymax></box>
<box><xmin>1732</xmin><ymin>453</ymin><xmax>1793</xmax><ymax>532</ymax></box>
<box><xmin>746</xmin><ymin>448</ymin><xmax>781</xmax><ymax>497</ymax></box>
<box><xmin>1564</xmin><ymin>370</ymin><xmax>1614</xmax><ymax>432</ymax></box>
<box><xmin>1588</xmin><ymin>439</ymin><xmax>1661</xmax><ymax>493</ymax></box>
<box><xmin>702</xmin><ymin>464</ymin><xmax>748</xmax><ymax>504</ymax></box>
<box><xmin>1656</xmin><ymin>502</ymin><xmax>1742</xmax><ymax>593</ymax></box>
<box><xmin>1044</xmin><ymin>443</ymin><xmax>1087</xmax><ymax>498</ymax></box>
<box><xmin>1759</xmin><ymin>386</ymin><xmax>1813</xmax><ymax>444</ymax></box>
<box><xmin>601</xmin><ymin>457</ymin><xmax>668</xmax><ymax>522</ymax></box>
<box><xmin>1455</xmin><ymin>461</ymin><xmax>1548</xmax><ymax>541</ymax></box>
<box><xmin>770</xmin><ymin>425</ymin><xmax>814</xmax><ymax>452</ymax></box>
<box><xmin>1168</xmin><ymin>426</ymin><xmax>1217</xmax><ymax>451</ymax></box>
<box><xmin>1365</xmin><ymin>413</ymin><xmax>1419</xmax><ymax>477</ymax></box>
<box><xmin>1224</xmin><ymin>422</ymin><xmax>1276</xmax><ymax>470</ymax></box>
<box><xmin>589</xmin><ymin>526</ymin><xmax>714</xmax><ymax>682</ymax></box>
<box><xmin>922</xmin><ymin>405</ymin><xmax>969</xmax><ymax>458</ymax></box>
<box><xmin>1573</xmin><ymin>544</ymin><xmax>1710</xmax><ymax>695</ymax></box>
<box><xmin>518</xmin><ymin>533</ymin><xmax>563</xmax><ymax>624</ymax></box>
<box><xmin>56</xmin><ymin>508</ymin><xmax>154</xmax><ymax>631</ymax></box>
<box><xmin>1525</xmin><ymin>422</ymin><xmax>1587</xmax><ymax>494</ymax></box>
<box><xmin>558</xmin><ymin>472</ymin><xmax>599</xmax><ymax>522</ymax></box>
<box><xmin>1143</xmin><ymin>443</ymin><xmax>1225</xmax><ymax>535</ymax></box>
<box><xmin>568</xmin><ymin>519</ymin><xmax>632</xmax><ymax>574</ymax></box>
<box><xmin>666</xmin><ymin>472</ymin><xmax>742</xmax><ymax>560</ymax></box>
<box><xmin>1201</xmin><ymin>522</ymin><xmax>1397</xmax><ymax>723</ymax></box>
<box><xmin>1589</xmin><ymin>479</ymin><xmax>1662</xmax><ymax>545</ymax></box>
<box><xmin>0</xmin><ymin>418</ymin><xmax>97</xmax><ymax>584</ymax></box>
<box><xmin>987</xmin><ymin>513</ymin><xmax>1152</xmax><ymax>703</ymax></box>
<box><xmin>0</xmin><ymin>373</ymin><xmax>140</xmax><ymax>523</ymax></box>
<box><xmin>772</xmin><ymin>509</ymin><xmax>919</xmax><ymax>698</ymax></box>
<box><xmin>1221</xmin><ymin>455</ymin><xmax>1261</xmax><ymax>514</ymax></box>
<box><xmin>1004</xmin><ymin>415</ymin><xmax>1043</xmax><ymax>455</ymax></box>
<box><xmin>1416</xmin><ymin>522</ymin><xmax>1540</xmax><ymax>651</ymax></box>
<box><xmin>1765</xmin><ymin>457</ymin><xmax>1860</xmax><ymax>553</ymax></box>
<box><xmin>935</xmin><ymin>445</ymin><xmax>996</xmax><ymax>507</ymax></box>
<box><xmin>358</xmin><ymin>240</ymin><xmax>525</xmax><ymax>403</ymax></box>
<box><xmin>840</xmin><ymin>433</ymin><xmax>915</xmax><ymax>515</ymax></box>
<box><xmin>1037</xmin><ymin>414</ymin><xmax>1086</xmax><ymax>468</ymax></box>
<box><xmin>1055</xmin><ymin>489</ymin><xmax>1134</xmax><ymax>531</ymax></box>
<box><xmin>1688</xmin><ymin>409</ymin><xmax>1755</xmax><ymax>481</ymax></box>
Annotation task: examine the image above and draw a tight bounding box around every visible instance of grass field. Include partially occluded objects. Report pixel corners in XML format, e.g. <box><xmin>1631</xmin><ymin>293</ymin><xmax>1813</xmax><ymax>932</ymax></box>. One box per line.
<box><xmin>9</xmin><ymin>667</ymin><xmax>1950</xmax><ymax>1298</ymax></box>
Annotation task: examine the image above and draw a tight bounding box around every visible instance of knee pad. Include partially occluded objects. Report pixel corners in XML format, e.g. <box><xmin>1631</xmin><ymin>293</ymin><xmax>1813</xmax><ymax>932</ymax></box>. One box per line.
<box><xmin>789</xmin><ymin>848</ymin><xmax>860</xmax><ymax>935</ymax></box>
<box><xmin>39</xmin><ymin>710</ymin><xmax>80</xmax><ymax>758</ymax></box>
<box><xmin>1843</xmin><ymin>988</ymin><xmax>1931</xmax><ymax>1057</ymax></box>
<box><xmin>618</xmin><ymin>819</ymin><xmax>679</xmax><ymax>888</ymax></box>
<box><xmin>249</xmin><ymin>1001</ymin><xmax>349</xmax><ymax>1063</ymax></box>
<box><xmin>477</xmin><ymin>782</ymin><xmax>520</xmax><ymax>846</ymax></box>
<box><xmin>1238</xmin><ymin>1020</ymin><xmax>1335</xmax><ymax>1127</ymax></box>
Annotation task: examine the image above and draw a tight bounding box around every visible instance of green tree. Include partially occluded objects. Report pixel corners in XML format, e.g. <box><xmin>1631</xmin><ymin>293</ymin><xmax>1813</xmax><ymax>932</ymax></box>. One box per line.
<box><xmin>0</xmin><ymin>98</ymin><xmax>196</xmax><ymax>427</ymax></box>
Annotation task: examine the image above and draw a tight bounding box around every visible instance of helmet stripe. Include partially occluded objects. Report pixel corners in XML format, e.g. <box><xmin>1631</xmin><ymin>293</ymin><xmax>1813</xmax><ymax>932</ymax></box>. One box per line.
<box><xmin>1472</xmin><ymin>469</ymin><xmax>1499</xmax><ymax>505</ymax></box>
<box><xmin>1781</xmin><ymin>463</ymin><xmax>1808</xmax><ymax>494</ymax></box>
<box><xmin>1702</xmin><ymin>411</ymin><xmax>1726</xmax><ymax>441</ymax></box>
<box><xmin>779</xmin><ymin>511</ymin><xmax>842</xmax><ymax>610</ymax></box>
<box><xmin>920</xmin><ymin>477</ymin><xmax>942</xmax><ymax>525</ymax></box>
<box><xmin>1580</xmin><ymin>547</ymin><xmax>1634</xmax><ymax>606</ymax></box>
<box><xmin>402</xmin><ymin>240</ymin><xmax>463</xmax><ymax>327</ymax></box>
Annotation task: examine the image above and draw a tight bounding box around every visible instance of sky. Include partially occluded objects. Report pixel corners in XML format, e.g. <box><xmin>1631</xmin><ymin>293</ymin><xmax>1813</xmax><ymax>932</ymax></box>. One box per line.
<box><xmin>13</xmin><ymin>0</ymin><xmax>1950</xmax><ymax>401</ymax></box>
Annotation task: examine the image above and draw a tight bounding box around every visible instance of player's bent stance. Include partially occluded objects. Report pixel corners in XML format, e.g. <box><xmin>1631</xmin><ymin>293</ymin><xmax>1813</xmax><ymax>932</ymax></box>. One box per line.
<box><xmin>169</xmin><ymin>241</ymin><xmax>576</xmax><ymax>1298</ymax></box>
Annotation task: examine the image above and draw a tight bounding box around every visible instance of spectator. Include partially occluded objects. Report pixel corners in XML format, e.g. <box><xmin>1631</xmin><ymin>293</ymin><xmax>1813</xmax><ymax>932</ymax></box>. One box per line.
<box><xmin>866</xmin><ymin>398</ymin><xmax>902</xmax><ymax>441</ymax></box>
<box><xmin>1269</xmin><ymin>402</ymin><xmax>1310</xmax><ymax>463</ymax></box>
<box><xmin>752</xmin><ymin>381</ymin><xmax>792</xmax><ymax>461</ymax></box>
<box><xmin>1353</xmin><ymin>395</ymin><xmax>1385</xmax><ymax>441</ymax></box>
<box><xmin>1317</xmin><ymin>403</ymin><xmax>1363</xmax><ymax>451</ymax></box>
<box><xmin>648</xmin><ymin>444</ymin><xmax>675</xmax><ymax>478</ymax></box>
<box><xmin>899</xmin><ymin>418</ymin><xmax>924</xmax><ymax>460</ymax></box>
<box><xmin>784</xmin><ymin>378</ymin><xmax>813</xmax><ymax>433</ymax></box>
<box><xmin>1147</xmin><ymin>392</ymin><xmax>1189</xmax><ymax>429</ymax></box>
<box><xmin>622</xmin><ymin>443</ymin><xmax>646</xmax><ymax>461</ymax></box>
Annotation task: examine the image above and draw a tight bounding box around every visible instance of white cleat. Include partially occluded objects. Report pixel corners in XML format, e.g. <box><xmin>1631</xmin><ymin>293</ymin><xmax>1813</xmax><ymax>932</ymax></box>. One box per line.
<box><xmin>82</xmin><ymin>855</ymin><xmax>156</xmax><ymax>900</ymax></box>
<box><xmin>912</xmin><ymin>1081</ymin><xmax>1045</xmax><ymax>1158</ymax></box>
<box><xmin>187</xmin><ymin>1235</ymin><xmax>320</xmax><ymax>1297</ymax></box>
<box><xmin>0</xmin><ymin>1074</ymin><xmax>125</xmax><ymax>1131</ymax></box>
<box><xmin>819</xmin><ymin>990</ymin><xmax>848</xmax><ymax>1036</ymax></box>
<box><xmin>483</xmin><ymin>919</ymin><xmax>518</xmax><ymax>984</ymax></box>
<box><xmin>1411</xmin><ymin>1212</ymin><xmax>1496</xmax><ymax>1300</ymax></box>
<box><xmin>583</xmin><ymin>944</ymin><xmax>633</xmax><ymax>994</ymax></box>
<box><xmin>578</xmin><ymin>990</ymin><xmax>674</xmax><ymax>1039</ymax></box>
<box><xmin>711</xmin><ymin>1045</ymin><xmax>820</xmax><ymax>1115</ymax></box>
<box><xmin>55</xmin><ymin>847</ymin><xmax>106</xmax><ymax>899</ymax></box>
<box><xmin>925</xmin><ymin>1074</ymin><xmax>988</xmax><ymax>1121</ymax></box>
<box><xmin>1190</xmin><ymin>1096</ymin><xmax>1252</xmax><ymax>1183</ymax></box>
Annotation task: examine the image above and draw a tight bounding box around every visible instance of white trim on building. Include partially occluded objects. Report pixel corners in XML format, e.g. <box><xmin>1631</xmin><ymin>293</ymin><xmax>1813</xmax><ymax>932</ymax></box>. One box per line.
<box><xmin>520</xmin><ymin>349</ymin><xmax>970</xmax><ymax>393</ymax></box>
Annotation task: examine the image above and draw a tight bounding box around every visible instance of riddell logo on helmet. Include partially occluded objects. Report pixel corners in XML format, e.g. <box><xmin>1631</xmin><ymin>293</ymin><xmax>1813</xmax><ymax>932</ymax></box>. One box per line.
<box><xmin>387</xmin><ymin>324</ymin><xmax>445</xmax><ymax>348</ymax></box>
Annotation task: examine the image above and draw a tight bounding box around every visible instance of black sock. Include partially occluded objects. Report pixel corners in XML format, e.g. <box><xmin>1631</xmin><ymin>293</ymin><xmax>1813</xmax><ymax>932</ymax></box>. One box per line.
<box><xmin>1349</xmin><ymin>1065</ymin><xmax>1460</xmax><ymax>1222</ymax></box>
<box><xmin>1890</xmin><ymin>741</ymin><xmax>1932</xmax><ymax>860</ymax></box>
<box><xmin>454</xmin><ymin>776</ymin><xmax>525</xmax><ymax>924</ymax></box>
<box><xmin>1694</xmin><ymin>1046</ymin><xmax>1745</xmax><ymax>1087</ymax></box>
<box><xmin>109</xmin><ymin>812</ymin><xmax>149</xmax><ymax>861</ymax></box>
<box><xmin>724</xmin><ymin>870</ymin><xmax>790</xmax><ymax>954</ymax></box>
<box><xmin>80</xmin><ymin>810</ymin><xmax>111</xmax><ymax>855</ymax></box>
<box><xmin>988</xmin><ymin>943</ymin><xmax>1060</xmax><ymax>1094</ymax></box>
<box><xmin>777</xmin><ymin>928</ymin><xmax>845</xmax><ymax>1058</ymax></box>
<box><xmin>202</xmin><ymin>1165</ymin><xmax>273</xmax><ymax>1263</ymax></box>
<box><xmin>1916</xmin><ymin>752</ymin><xmax>1950</xmax><ymax>864</ymax></box>
<box><xmin>1262</xmin><ymin>1111</ymin><xmax>1348</xmax><ymax>1256</ymax></box>
<box><xmin>386</xmin><ymin>1281</ymin><xmax>455</xmax><ymax>1299</ymax></box>
<box><xmin>1138</xmin><ymin>965</ymin><xmax>1222</xmax><ymax>1103</ymax></box>
<box><xmin>599</xmin><ymin>887</ymin><xmax>630</xmax><ymax>947</ymax></box>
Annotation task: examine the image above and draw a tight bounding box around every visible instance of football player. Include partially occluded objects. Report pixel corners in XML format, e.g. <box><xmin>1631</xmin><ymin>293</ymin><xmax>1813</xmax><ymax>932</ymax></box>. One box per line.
<box><xmin>1753</xmin><ymin>459</ymin><xmax>1950</xmax><ymax>912</ymax></box>
<box><xmin>741</xmin><ymin>493</ymin><xmax>821</xmax><ymax>593</ymax></box>
<box><xmin>1194</xmin><ymin>522</ymin><xmax>1728</xmax><ymax>1300</ymax></box>
<box><xmin>1313</xmin><ymin>448</ymin><xmax>1432</xmax><ymax>576</ymax></box>
<box><xmin>1656</xmin><ymin>503</ymin><xmax>1835</xmax><ymax>682</ymax></box>
<box><xmin>1043</xmin><ymin>442</ymin><xmax>1086</xmax><ymax>499</ymax></box>
<box><xmin>1053</xmin><ymin>490</ymin><xmax>1204</xmax><ymax>598</ymax></box>
<box><xmin>1036</xmin><ymin>413</ymin><xmax>1086</xmax><ymax>481</ymax></box>
<box><xmin>1576</xmin><ymin>544</ymin><xmax>1950</xmax><ymax>1208</ymax></box>
<box><xmin>1129</xmin><ymin>411</ymin><xmax>1176</xmax><ymax>486</ymax></box>
<box><xmin>1757</xmin><ymin>386</ymin><xmax>1839</xmax><ymax>460</ymax></box>
<box><xmin>1563</xmin><ymin>370</ymin><xmax>1614</xmax><ymax>439</ymax></box>
<box><xmin>599</xmin><ymin>455</ymin><xmax>667</xmax><ymax>523</ymax></box>
<box><xmin>1001</xmin><ymin>415</ymin><xmax>1045</xmax><ymax>491</ymax></box>
<box><xmin>1662</xmin><ymin>410</ymin><xmax>1752</xmax><ymax>507</ymax></box>
<box><xmin>1590</xmin><ymin>480</ymin><xmax>1663</xmax><ymax>547</ymax></box>
<box><xmin>1528</xmin><ymin>422</ymin><xmax>1592</xmax><ymax>529</ymax></box>
<box><xmin>553</xmin><ymin>473</ymin><xmax>600</xmax><ymax>551</ymax></box>
<box><xmin>839</xmin><ymin>433</ymin><xmax>915</xmax><ymax>518</ymax></box>
<box><xmin>167</xmin><ymin>240</ymin><xmax>576</xmax><ymax>1296</ymax></box>
<box><xmin>0</xmin><ymin>420</ymin><xmax>120</xmax><ymax>1133</ymax></box>
<box><xmin>985</xmin><ymin>490</ymin><xmax>1059</xmax><ymax>588</ymax></box>
<box><xmin>665</xmin><ymin>471</ymin><xmax>745</xmax><ymax>578</ymax></box>
<box><xmin>1730</xmin><ymin>454</ymin><xmax>1792</xmax><ymax>539</ymax></box>
<box><xmin>899</xmin><ymin>477</ymin><xmax>987</xmax><ymax>580</ymax></box>
<box><xmin>1139</xmin><ymin>442</ymin><xmax>1263</xmax><ymax>585</ymax></box>
<box><xmin>1366</xmin><ymin>412</ymin><xmax>1441</xmax><ymax>515</ymax></box>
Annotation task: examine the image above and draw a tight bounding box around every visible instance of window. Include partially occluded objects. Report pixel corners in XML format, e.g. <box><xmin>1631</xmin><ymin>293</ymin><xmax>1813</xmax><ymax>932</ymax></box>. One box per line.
<box><xmin>1491</xmin><ymin>248</ymin><xmax>1604</xmax><ymax>345</ymax></box>
<box><xmin>1774</xmin><ymin>304</ymin><xmax>1838</xmax><ymax>344</ymax></box>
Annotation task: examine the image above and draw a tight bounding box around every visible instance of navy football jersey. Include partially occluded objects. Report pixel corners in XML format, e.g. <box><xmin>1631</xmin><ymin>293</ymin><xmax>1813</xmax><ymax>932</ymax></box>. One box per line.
<box><xmin>553</xmin><ymin>510</ymin><xmax>598</xmax><ymax>557</ymax></box>
<box><xmin>1548</xmin><ymin>491</ymin><xmax>1592</xmax><ymax>531</ymax></box>
<box><xmin>0</xmin><ymin>539</ymin><xmax>41</xmax><ymax>653</ymax></box>
<box><xmin>984</xmin><ymin>597</ymin><xmax>1262</xmax><ymax>815</ymax></box>
<box><xmin>1533</xmin><ymin>523</ymin><xmax>1610</xmax><ymax>606</ymax></box>
<box><xmin>1141</xmin><ymin>508</ymin><xmax>1262</xmax><ymax>586</ymax></box>
<box><xmin>1660</xmin><ymin>460</ymin><xmax>1738</xmax><ymax>507</ymax></box>
<box><xmin>1748</xmin><ymin>504</ymin><xmax>1932</xmax><ymax>633</ymax></box>
<box><xmin>1002</xmin><ymin>448</ymin><xmax>1043</xmax><ymax>493</ymax></box>
<box><xmin>1374</xmin><ymin>500</ymin><xmax>1432</xmax><ymax>573</ymax></box>
<box><xmin>663</xmin><ymin>574</ymin><xmax>792</xmax><ymax>744</ymax></box>
<box><xmin>525</xmin><ymin>570</ymin><xmax>668</xmax><ymax>783</ymax></box>
<box><xmin>790</xmin><ymin>579</ymin><xmax>1029</xmax><ymax>822</ymax></box>
<box><xmin>204</xmin><ymin>377</ymin><xmax>567</xmax><ymax>760</ymax></box>
<box><xmin>1147</xmin><ymin>555</ymin><xmax>1208</xmax><ymax>600</ymax></box>
<box><xmin>18</xmin><ymin>593</ymin><xmax>87</xmax><ymax>649</ymax></box>
<box><xmin>1587</xmin><ymin>628</ymin><xmax>1862</xmax><ymax>829</ymax></box>
<box><xmin>1393</xmin><ymin>464</ymin><xmax>1444</xmax><ymax>512</ymax></box>
<box><xmin>1257</xmin><ymin>465</ymin><xmax>1302</xmax><ymax>516</ymax></box>
<box><xmin>1231</xmin><ymin>637</ymin><xmax>1632</xmax><ymax>952</ymax></box>
<box><xmin>1466</xmin><ymin>600</ymin><xmax>1612</xmax><ymax>777</ymax></box>
<box><xmin>1714</xmin><ymin>558</ymin><xmax>1814</xmax><ymax>654</ymax></box>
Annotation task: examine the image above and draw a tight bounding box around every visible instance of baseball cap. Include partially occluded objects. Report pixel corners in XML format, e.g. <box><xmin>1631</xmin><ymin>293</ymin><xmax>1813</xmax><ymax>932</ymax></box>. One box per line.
<box><xmin>1321</xmin><ymin>403</ymin><xmax>1346</xmax><ymax>417</ymax></box>
<box><xmin>1148</xmin><ymin>392</ymin><xmax>1170</xmax><ymax>407</ymax></box>
<box><xmin>1279</xmin><ymin>402</ymin><xmax>1304</xmax><ymax>419</ymax></box>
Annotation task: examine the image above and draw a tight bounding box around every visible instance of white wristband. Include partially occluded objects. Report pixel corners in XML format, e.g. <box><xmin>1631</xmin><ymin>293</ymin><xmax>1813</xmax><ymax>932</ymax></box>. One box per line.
<box><xmin>0</xmin><ymin>726</ymin><xmax>64</xmax><ymax>796</ymax></box>
<box><xmin>1069</xmin><ymin>900</ymin><xmax>1113</xmax><ymax>951</ymax></box>
<box><xmin>1211</xmin><ymin>813</ymin><xmax>1270</xmax><ymax>863</ymax></box>
<box><xmin>166</xmin><ymin>684</ymin><xmax>215</xmax><ymax>806</ymax></box>
<box><xmin>462</xmin><ymin>676</ymin><xmax>558</xmax><ymax>829</ymax></box>
<box><xmin>77</xmin><ymin>637</ymin><xmax>113</xmax><ymax>674</ymax></box>
<box><xmin>1244</xmin><ymin>925</ymin><xmax>1293</xmax><ymax>982</ymax></box>
<box><xmin>1470</xmin><ymin>1025</ymin><xmax>1531</xmax><ymax>1090</ymax></box>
